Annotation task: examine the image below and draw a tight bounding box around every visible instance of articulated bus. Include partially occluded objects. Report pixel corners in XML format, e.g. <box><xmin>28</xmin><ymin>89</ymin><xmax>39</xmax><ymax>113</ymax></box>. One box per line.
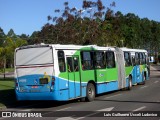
<box><xmin>14</xmin><ymin>44</ymin><xmax>149</xmax><ymax>101</ymax></box>
<box><xmin>121</xmin><ymin>48</ymin><xmax>149</xmax><ymax>87</ymax></box>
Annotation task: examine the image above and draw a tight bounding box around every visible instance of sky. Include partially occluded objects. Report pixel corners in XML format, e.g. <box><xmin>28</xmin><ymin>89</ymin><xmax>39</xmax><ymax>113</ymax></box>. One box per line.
<box><xmin>0</xmin><ymin>0</ymin><xmax>160</xmax><ymax>36</ymax></box>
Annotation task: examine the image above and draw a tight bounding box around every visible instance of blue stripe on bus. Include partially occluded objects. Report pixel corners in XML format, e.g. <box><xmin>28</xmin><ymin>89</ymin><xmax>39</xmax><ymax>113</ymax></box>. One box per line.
<box><xmin>15</xmin><ymin>67</ymin><xmax>149</xmax><ymax>101</ymax></box>
<box><xmin>16</xmin><ymin>74</ymin><xmax>119</xmax><ymax>101</ymax></box>
<box><xmin>96</xmin><ymin>81</ymin><xmax>119</xmax><ymax>94</ymax></box>
<box><xmin>16</xmin><ymin>75</ymin><xmax>87</xmax><ymax>101</ymax></box>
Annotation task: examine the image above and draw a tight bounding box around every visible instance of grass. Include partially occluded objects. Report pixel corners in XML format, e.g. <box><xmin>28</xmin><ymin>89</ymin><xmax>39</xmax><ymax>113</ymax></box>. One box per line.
<box><xmin>0</xmin><ymin>78</ymin><xmax>16</xmax><ymax>108</ymax></box>
<box><xmin>6</xmin><ymin>68</ymin><xmax>14</xmax><ymax>73</ymax></box>
<box><xmin>0</xmin><ymin>68</ymin><xmax>14</xmax><ymax>74</ymax></box>
<box><xmin>0</xmin><ymin>79</ymin><xmax>14</xmax><ymax>90</ymax></box>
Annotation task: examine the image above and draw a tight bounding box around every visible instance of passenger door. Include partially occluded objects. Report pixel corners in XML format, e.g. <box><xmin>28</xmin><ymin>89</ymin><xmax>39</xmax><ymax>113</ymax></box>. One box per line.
<box><xmin>67</xmin><ymin>56</ymin><xmax>81</xmax><ymax>99</ymax></box>
<box><xmin>135</xmin><ymin>52</ymin><xmax>141</xmax><ymax>82</ymax></box>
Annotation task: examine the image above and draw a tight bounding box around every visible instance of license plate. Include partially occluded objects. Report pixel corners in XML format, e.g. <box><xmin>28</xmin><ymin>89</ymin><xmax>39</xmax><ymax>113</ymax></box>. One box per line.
<box><xmin>31</xmin><ymin>86</ymin><xmax>38</xmax><ymax>88</ymax></box>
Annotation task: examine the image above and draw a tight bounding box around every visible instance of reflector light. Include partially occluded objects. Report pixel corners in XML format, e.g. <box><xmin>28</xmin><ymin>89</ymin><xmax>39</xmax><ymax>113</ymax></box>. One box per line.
<box><xmin>52</xmin><ymin>77</ymin><xmax>55</xmax><ymax>81</ymax></box>
<box><xmin>52</xmin><ymin>81</ymin><xmax>55</xmax><ymax>85</ymax></box>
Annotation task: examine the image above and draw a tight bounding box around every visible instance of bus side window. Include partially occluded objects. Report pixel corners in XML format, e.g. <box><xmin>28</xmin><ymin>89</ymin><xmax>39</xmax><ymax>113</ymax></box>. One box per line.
<box><xmin>142</xmin><ymin>53</ymin><xmax>146</xmax><ymax>64</ymax></box>
<box><xmin>106</xmin><ymin>51</ymin><xmax>115</xmax><ymax>68</ymax></box>
<box><xmin>94</xmin><ymin>51</ymin><xmax>106</xmax><ymax>69</ymax></box>
<box><xmin>67</xmin><ymin>57</ymin><xmax>73</xmax><ymax>72</ymax></box>
<box><xmin>81</xmin><ymin>51</ymin><xmax>93</xmax><ymax>70</ymax></box>
<box><xmin>58</xmin><ymin>51</ymin><xmax>66</xmax><ymax>72</ymax></box>
<box><xmin>124</xmin><ymin>52</ymin><xmax>132</xmax><ymax>67</ymax></box>
<box><xmin>132</xmin><ymin>56</ymin><xmax>136</xmax><ymax>66</ymax></box>
<box><xmin>74</xmin><ymin>57</ymin><xmax>79</xmax><ymax>72</ymax></box>
<box><xmin>139</xmin><ymin>53</ymin><xmax>143</xmax><ymax>65</ymax></box>
<box><xmin>135</xmin><ymin>52</ymin><xmax>140</xmax><ymax>65</ymax></box>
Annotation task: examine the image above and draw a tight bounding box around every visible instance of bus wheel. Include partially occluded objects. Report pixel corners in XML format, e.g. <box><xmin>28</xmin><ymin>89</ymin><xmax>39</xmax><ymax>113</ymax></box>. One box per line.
<box><xmin>128</xmin><ymin>76</ymin><xmax>132</xmax><ymax>90</ymax></box>
<box><xmin>80</xmin><ymin>97</ymin><xmax>86</xmax><ymax>102</ymax></box>
<box><xmin>86</xmin><ymin>83</ymin><xmax>95</xmax><ymax>102</ymax></box>
<box><xmin>142</xmin><ymin>74</ymin><xmax>146</xmax><ymax>85</ymax></box>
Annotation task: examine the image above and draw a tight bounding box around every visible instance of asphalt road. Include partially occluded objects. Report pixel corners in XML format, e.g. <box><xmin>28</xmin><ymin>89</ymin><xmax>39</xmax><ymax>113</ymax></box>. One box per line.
<box><xmin>0</xmin><ymin>65</ymin><xmax>160</xmax><ymax>120</ymax></box>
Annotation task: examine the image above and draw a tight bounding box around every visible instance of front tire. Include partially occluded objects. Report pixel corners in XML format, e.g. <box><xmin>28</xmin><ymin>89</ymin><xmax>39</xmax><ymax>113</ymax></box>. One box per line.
<box><xmin>86</xmin><ymin>83</ymin><xmax>95</xmax><ymax>102</ymax></box>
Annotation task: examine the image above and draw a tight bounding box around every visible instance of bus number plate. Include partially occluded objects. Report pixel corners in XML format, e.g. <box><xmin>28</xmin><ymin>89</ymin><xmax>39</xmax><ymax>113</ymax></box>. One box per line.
<box><xmin>39</xmin><ymin>78</ymin><xmax>48</xmax><ymax>84</ymax></box>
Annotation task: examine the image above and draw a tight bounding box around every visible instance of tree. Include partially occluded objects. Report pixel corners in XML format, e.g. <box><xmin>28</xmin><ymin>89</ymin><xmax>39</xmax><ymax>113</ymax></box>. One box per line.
<box><xmin>0</xmin><ymin>27</ymin><xmax>6</xmax><ymax>47</ymax></box>
<box><xmin>29</xmin><ymin>31</ymin><xmax>41</xmax><ymax>44</ymax></box>
<box><xmin>7</xmin><ymin>29</ymin><xmax>16</xmax><ymax>38</ymax></box>
<box><xmin>0</xmin><ymin>37</ymin><xmax>27</xmax><ymax>79</ymax></box>
<box><xmin>29</xmin><ymin>0</ymin><xmax>160</xmax><ymax>57</ymax></box>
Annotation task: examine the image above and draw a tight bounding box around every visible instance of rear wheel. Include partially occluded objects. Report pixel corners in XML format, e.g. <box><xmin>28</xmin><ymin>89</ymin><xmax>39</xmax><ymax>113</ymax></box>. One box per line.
<box><xmin>80</xmin><ymin>97</ymin><xmax>86</xmax><ymax>102</ymax></box>
<box><xmin>138</xmin><ymin>73</ymin><xmax>146</xmax><ymax>85</ymax></box>
<box><xmin>142</xmin><ymin>73</ymin><xmax>146</xmax><ymax>85</ymax></box>
<box><xmin>86</xmin><ymin>83</ymin><xmax>95</xmax><ymax>102</ymax></box>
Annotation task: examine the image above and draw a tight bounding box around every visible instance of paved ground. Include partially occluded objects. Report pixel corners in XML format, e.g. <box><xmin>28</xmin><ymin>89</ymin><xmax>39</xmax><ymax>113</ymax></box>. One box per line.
<box><xmin>0</xmin><ymin>65</ymin><xmax>160</xmax><ymax>120</ymax></box>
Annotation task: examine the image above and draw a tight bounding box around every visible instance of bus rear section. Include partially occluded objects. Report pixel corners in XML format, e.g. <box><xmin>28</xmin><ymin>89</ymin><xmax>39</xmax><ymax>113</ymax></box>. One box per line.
<box><xmin>15</xmin><ymin>45</ymin><xmax>55</xmax><ymax>100</ymax></box>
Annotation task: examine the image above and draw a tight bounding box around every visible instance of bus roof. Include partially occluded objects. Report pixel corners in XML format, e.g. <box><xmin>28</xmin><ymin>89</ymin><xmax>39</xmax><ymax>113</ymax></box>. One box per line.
<box><xmin>120</xmin><ymin>47</ymin><xmax>147</xmax><ymax>53</ymax></box>
<box><xmin>53</xmin><ymin>44</ymin><xmax>115</xmax><ymax>51</ymax></box>
<box><xmin>16</xmin><ymin>44</ymin><xmax>116</xmax><ymax>51</ymax></box>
